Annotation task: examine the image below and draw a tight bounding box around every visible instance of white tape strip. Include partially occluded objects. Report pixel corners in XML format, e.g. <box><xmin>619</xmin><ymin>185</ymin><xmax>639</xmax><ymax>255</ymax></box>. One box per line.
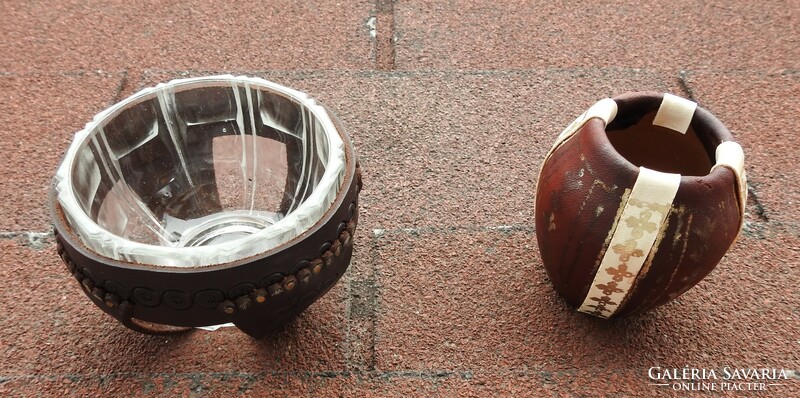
<box><xmin>652</xmin><ymin>93</ymin><xmax>697</xmax><ymax>134</ymax></box>
<box><xmin>711</xmin><ymin>141</ymin><xmax>747</xmax><ymax>227</ymax></box>
<box><xmin>547</xmin><ymin>98</ymin><xmax>618</xmax><ymax>157</ymax></box>
<box><xmin>578</xmin><ymin>167</ymin><xmax>681</xmax><ymax>318</ymax></box>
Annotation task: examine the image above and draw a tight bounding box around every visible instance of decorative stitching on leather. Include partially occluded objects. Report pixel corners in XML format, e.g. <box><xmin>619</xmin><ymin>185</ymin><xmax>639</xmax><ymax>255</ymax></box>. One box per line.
<box><xmin>55</xmin><ymin>228</ymin><xmax>130</xmax><ymax>312</ymax></box>
<box><xmin>218</xmin><ymin>206</ymin><xmax>358</xmax><ymax>315</ymax></box>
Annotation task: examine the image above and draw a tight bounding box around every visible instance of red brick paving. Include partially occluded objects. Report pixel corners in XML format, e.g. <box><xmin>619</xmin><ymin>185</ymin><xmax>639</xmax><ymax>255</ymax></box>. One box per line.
<box><xmin>0</xmin><ymin>1</ymin><xmax>374</xmax><ymax>74</ymax></box>
<box><xmin>375</xmin><ymin>231</ymin><xmax>799</xmax><ymax>371</ymax></box>
<box><xmin>0</xmin><ymin>73</ymin><xmax>122</xmax><ymax>231</ymax></box>
<box><xmin>686</xmin><ymin>71</ymin><xmax>800</xmax><ymax>224</ymax></box>
<box><xmin>1</xmin><ymin>0</ymin><xmax>798</xmax><ymax>397</ymax></box>
<box><xmin>0</xmin><ymin>241</ymin><xmax>348</xmax><ymax>377</ymax></box>
<box><xmin>393</xmin><ymin>0</ymin><xmax>799</xmax><ymax>71</ymax></box>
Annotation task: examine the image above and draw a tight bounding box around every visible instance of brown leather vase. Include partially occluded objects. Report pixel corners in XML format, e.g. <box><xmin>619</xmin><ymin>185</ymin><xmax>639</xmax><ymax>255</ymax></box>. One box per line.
<box><xmin>535</xmin><ymin>92</ymin><xmax>746</xmax><ymax>318</ymax></box>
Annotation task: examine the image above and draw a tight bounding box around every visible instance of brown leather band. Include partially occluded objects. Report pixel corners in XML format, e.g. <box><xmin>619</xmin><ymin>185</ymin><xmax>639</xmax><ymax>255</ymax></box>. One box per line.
<box><xmin>50</xmin><ymin>108</ymin><xmax>361</xmax><ymax>339</ymax></box>
<box><xmin>608</xmin><ymin>92</ymin><xmax>734</xmax><ymax>155</ymax></box>
<box><xmin>536</xmin><ymin>92</ymin><xmax>743</xmax><ymax>317</ymax></box>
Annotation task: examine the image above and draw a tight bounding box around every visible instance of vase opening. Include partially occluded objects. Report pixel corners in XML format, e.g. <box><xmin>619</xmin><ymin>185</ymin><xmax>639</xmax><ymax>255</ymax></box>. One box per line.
<box><xmin>606</xmin><ymin>110</ymin><xmax>713</xmax><ymax>176</ymax></box>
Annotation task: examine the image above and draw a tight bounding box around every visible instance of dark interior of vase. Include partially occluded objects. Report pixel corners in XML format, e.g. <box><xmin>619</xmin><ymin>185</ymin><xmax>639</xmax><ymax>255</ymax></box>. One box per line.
<box><xmin>605</xmin><ymin>111</ymin><xmax>714</xmax><ymax>176</ymax></box>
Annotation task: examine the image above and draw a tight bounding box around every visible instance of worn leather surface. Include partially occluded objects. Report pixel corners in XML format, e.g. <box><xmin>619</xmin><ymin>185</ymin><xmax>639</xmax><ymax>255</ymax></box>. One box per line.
<box><xmin>536</xmin><ymin>92</ymin><xmax>743</xmax><ymax>317</ymax></box>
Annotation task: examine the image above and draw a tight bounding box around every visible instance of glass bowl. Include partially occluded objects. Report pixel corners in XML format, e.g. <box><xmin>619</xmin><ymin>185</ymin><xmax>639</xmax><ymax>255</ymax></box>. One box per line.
<box><xmin>53</xmin><ymin>75</ymin><xmax>345</xmax><ymax>267</ymax></box>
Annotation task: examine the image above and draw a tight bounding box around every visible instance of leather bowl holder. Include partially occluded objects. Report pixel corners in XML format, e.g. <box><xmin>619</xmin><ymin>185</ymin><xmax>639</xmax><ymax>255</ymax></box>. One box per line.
<box><xmin>50</xmin><ymin>109</ymin><xmax>361</xmax><ymax>339</ymax></box>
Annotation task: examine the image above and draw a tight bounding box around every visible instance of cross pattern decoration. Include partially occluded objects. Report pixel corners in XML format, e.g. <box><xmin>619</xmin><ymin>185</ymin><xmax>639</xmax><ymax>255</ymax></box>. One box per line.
<box><xmin>580</xmin><ymin>197</ymin><xmax>670</xmax><ymax>317</ymax></box>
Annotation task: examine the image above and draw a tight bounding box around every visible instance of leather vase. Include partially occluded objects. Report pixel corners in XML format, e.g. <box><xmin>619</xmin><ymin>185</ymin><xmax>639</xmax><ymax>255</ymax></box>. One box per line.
<box><xmin>535</xmin><ymin>92</ymin><xmax>746</xmax><ymax>318</ymax></box>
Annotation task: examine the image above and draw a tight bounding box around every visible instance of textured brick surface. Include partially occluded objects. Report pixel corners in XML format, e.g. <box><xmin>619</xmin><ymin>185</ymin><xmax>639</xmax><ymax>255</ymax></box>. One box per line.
<box><xmin>686</xmin><ymin>71</ymin><xmax>800</xmax><ymax>224</ymax></box>
<box><xmin>133</xmin><ymin>68</ymin><xmax>667</xmax><ymax>230</ymax></box>
<box><xmin>0</xmin><ymin>73</ymin><xmax>122</xmax><ymax>231</ymax></box>
<box><xmin>374</xmin><ymin>230</ymin><xmax>799</xmax><ymax>373</ymax></box>
<box><xmin>393</xmin><ymin>0</ymin><xmax>799</xmax><ymax>71</ymax></box>
<box><xmin>346</xmin><ymin>69</ymin><xmax>668</xmax><ymax>230</ymax></box>
<box><xmin>2</xmin><ymin>0</ymin><xmax>799</xmax><ymax>396</ymax></box>
<box><xmin>0</xmin><ymin>0</ymin><xmax>375</xmax><ymax>74</ymax></box>
<box><xmin>0</xmin><ymin>241</ymin><xmax>348</xmax><ymax>377</ymax></box>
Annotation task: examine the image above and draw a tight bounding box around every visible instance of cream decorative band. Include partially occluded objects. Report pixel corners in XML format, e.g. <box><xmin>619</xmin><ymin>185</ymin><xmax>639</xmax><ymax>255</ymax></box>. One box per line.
<box><xmin>546</xmin><ymin>98</ymin><xmax>618</xmax><ymax>160</ymax></box>
<box><xmin>653</xmin><ymin>93</ymin><xmax>697</xmax><ymax>134</ymax></box>
<box><xmin>712</xmin><ymin>141</ymin><xmax>747</xmax><ymax>227</ymax></box>
<box><xmin>577</xmin><ymin>167</ymin><xmax>681</xmax><ymax>318</ymax></box>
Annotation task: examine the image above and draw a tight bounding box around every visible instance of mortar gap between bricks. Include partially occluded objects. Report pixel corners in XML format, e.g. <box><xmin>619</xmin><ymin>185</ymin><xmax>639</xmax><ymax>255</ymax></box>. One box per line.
<box><xmin>341</xmin><ymin>231</ymin><xmax>380</xmax><ymax>373</ymax></box>
<box><xmin>0</xmin><ymin>369</ymin><xmax>485</xmax><ymax>385</ymax></box>
<box><xmin>746</xmin><ymin>181</ymin><xmax>769</xmax><ymax>222</ymax></box>
<box><xmin>138</xmin><ymin>69</ymin><xmax>327</xmax><ymax>88</ymax></box>
<box><xmin>0</xmin><ymin>231</ymin><xmax>54</xmax><ymax>250</ymax></box>
<box><xmin>109</xmin><ymin>70</ymin><xmax>130</xmax><ymax>105</ymax></box>
<box><xmin>371</xmin><ymin>224</ymin><xmax>535</xmax><ymax>238</ymax></box>
<box><xmin>677</xmin><ymin>70</ymin><xmax>698</xmax><ymax>103</ymax></box>
<box><xmin>367</xmin><ymin>233</ymin><xmax>382</xmax><ymax>372</ymax></box>
<box><xmin>374</xmin><ymin>0</ymin><xmax>396</xmax><ymax>71</ymax></box>
<box><xmin>367</xmin><ymin>230</ymin><xmax>380</xmax><ymax>371</ymax></box>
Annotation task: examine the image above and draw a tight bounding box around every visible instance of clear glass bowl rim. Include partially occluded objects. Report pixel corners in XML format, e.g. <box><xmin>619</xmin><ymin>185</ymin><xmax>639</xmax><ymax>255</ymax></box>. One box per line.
<box><xmin>52</xmin><ymin>75</ymin><xmax>347</xmax><ymax>267</ymax></box>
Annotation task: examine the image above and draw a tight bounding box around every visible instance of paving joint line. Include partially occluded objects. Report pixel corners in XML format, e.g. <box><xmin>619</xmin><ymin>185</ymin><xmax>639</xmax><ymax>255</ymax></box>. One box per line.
<box><xmin>746</xmin><ymin>182</ymin><xmax>769</xmax><ymax>222</ymax></box>
<box><xmin>367</xmin><ymin>233</ymin><xmax>381</xmax><ymax>371</ymax></box>
<box><xmin>125</xmin><ymin>67</ymin><xmax>661</xmax><ymax>84</ymax></box>
<box><xmin>374</xmin><ymin>0</ymin><xmax>396</xmax><ymax>71</ymax></box>
<box><xmin>137</xmin><ymin>66</ymin><xmax>661</xmax><ymax>79</ymax></box>
<box><xmin>2</xmin><ymin>67</ymin><xmax>798</xmax><ymax>79</ymax></box>
<box><xmin>343</xmin><ymin>234</ymin><xmax>380</xmax><ymax>372</ymax></box>
<box><xmin>677</xmin><ymin>70</ymin><xmax>698</xmax><ymax>103</ymax></box>
<box><xmin>371</xmin><ymin>224</ymin><xmax>536</xmax><ymax>238</ymax></box>
<box><xmin>0</xmin><ymin>231</ymin><xmax>54</xmax><ymax>250</ymax></box>
<box><xmin>16</xmin><ymin>367</ymin><xmax>794</xmax><ymax>384</ymax></box>
<box><xmin>109</xmin><ymin>69</ymin><xmax>130</xmax><ymax>105</ymax></box>
<box><xmin>0</xmin><ymin>369</ymin><xmax>477</xmax><ymax>384</ymax></box>
<box><xmin>0</xmin><ymin>70</ymin><xmax>126</xmax><ymax>79</ymax></box>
